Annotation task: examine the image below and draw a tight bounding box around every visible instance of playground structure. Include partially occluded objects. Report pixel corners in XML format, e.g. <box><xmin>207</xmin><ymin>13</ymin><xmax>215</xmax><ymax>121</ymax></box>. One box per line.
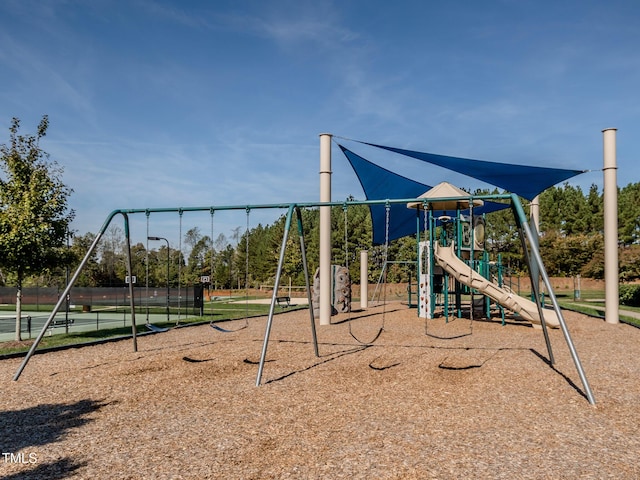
<box><xmin>432</xmin><ymin>241</ymin><xmax>559</xmax><ymax>327</ymax></box>
<box><xmin>12</xmin><ymin>129</ymin><xmax>622</xmax><ymax>407</ymax></box>
<box><xmin>403</xmin><ymin>181</ymin><xmax>560</xmax><ymax>328</ymax></box>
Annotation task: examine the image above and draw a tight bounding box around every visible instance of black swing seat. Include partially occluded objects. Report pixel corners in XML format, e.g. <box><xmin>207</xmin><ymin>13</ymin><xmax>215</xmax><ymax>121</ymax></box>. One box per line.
<box><xmin>275</xmin><ymin>296</ymin><xmax>291</xmax><ymax>308</ymax></box>
<box><xmin>210</xmin><ymin>323</ymin><xmax>233</xmax><ymax>333</ymax></box>
<box><xmin>210</xmin><ymin>321</ymin><xmax>248</xmax><ymax>333</ymax></box>
<box><xmin>146</xmin><ymin>324</ymin><xmax>169</xmax><ymax>333</ymax></box>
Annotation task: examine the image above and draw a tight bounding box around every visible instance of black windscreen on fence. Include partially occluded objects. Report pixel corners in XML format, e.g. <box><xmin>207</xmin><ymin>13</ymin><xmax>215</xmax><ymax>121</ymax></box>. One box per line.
<box><xmin>0</xmin><ymin>286</ymin><xmax>198</xmax><ymax>310</ymax></box>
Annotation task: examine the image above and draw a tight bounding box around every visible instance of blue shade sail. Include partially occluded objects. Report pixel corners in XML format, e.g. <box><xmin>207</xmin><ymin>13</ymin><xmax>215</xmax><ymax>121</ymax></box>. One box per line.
<box><xmin>340</xmin><ymin>145</ymin><xmax>427</xmax><ymax>244</ymax></box>
<box><xmin>358</xmin><ymin>141</ymin><xmax>586</xmax><ymax>201</ymax></box>
<box><xmin>340</xmin><ymin>145</ymin><xmax>511</xmax><ymax>245</ymax></box>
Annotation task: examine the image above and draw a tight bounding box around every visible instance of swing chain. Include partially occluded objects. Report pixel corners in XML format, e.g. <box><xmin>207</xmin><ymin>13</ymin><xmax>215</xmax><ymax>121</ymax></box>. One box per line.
<box><xmin>209</xmin><ymin>207</ymin><xmax>249</xmax><ymax>332</ymax></box>
<box><xmin>422</xmin><ymin>200</ymin><xmax>429</xmax><ymax>241</ymax></box>
<box><xmin>382</xmin><ymin>201</ymin><xmax>390</xmax><ymax>310</ymax></box>
<box><xmin>245</xmin><ymin>207</ymin><xmax>250</xmax><ymax>291</ymax></box>
<box><xmin>383</xmin><ymin>201</ymin><xmax>390</xmax><ymax>263</ymax></box>
<box><xmin>210</xmin><ymin>208</ymin><xmax>215</xmax><ymax>287</ymax></box>
<box><xmin>348</xmin><ymin>202</ymin><xmax>388</xmax><ymax>345</ymax></box>
<box><xmin>343</xmin><ymin>203</ymin><xmax>349</xmax><ymax>271</ymax></box>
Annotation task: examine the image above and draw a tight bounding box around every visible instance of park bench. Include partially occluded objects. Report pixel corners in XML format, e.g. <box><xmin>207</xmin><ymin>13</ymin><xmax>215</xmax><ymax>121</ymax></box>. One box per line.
<box><xmin>52</xmin><ymin>318</ymin><xmax>74</xmax><ymax>327</ymax></box>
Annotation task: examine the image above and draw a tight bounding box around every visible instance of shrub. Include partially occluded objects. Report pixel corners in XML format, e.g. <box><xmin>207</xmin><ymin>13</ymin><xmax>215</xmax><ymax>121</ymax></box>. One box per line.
<box><xmin>619</xmin><ymin>284</ymin><xmax>640</xmax><ymax>307</ymax></box>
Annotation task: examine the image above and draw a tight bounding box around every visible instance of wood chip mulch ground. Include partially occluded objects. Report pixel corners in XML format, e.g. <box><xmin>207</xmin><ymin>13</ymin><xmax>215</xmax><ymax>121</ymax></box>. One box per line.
<box><xmin>1</xmin><ymin>304</ymin><xmax>639</xmax><ymax>479</ymax></box>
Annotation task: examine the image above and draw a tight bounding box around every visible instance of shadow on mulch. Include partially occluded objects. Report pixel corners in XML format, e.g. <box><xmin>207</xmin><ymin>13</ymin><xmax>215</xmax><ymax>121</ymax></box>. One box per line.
<box><xmin>530</xmin><ymin>348</ymin><xmax>589</xmax><ymax>401</ymax></box>
<box><xmin>1</xmin><ymin>458</ymin><xmax>86</xmax><ymax>480</ymax></box>
<box><xmin>1</xmin><ymin>398</ymin><xmax>109</xmax><ymax>479</ymax></box>
<box><xmin>263</xmin><ymin>344</ymin><xmax>370</xmax><ymax>384</ymax></box>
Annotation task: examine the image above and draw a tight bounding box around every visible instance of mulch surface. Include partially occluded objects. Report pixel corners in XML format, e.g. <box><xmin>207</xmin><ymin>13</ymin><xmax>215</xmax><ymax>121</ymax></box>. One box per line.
<box><xmin>1</xmin><ymin>304</ymin><xmax>639</xmax><ymax>479</ymax></box>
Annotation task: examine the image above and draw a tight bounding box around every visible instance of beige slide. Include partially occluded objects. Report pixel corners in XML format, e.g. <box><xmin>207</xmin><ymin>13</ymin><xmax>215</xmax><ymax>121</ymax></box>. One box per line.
<box><xmin>433</xmin><ymin>242</ymin><xmax>559</xmax><ymax>328</ymax></box>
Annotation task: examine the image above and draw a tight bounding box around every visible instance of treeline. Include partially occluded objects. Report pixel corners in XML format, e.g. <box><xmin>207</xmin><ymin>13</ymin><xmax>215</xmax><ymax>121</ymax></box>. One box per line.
<box><xmin>538</xmin><ymin>182</ymin><xmax>639</xmax><ymax>281</ymax></box>
<box><xmin>39</xmin><ymin>204</ymin><xmax>383</xmax><ymax>290</ymax></box>
<box><xmin>481</xmin><ymin>182</ymin><xmax>640</xmax><ymax>280</ymax></box>
<box><xmin>5</xmin><ymin>182</ymin><xmax>640</xmax><ymax>290</ymax></box>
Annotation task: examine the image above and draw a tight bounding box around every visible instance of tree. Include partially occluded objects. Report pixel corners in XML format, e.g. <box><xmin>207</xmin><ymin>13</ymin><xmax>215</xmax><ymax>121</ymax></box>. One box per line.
<box><xmin>183</xmin><ymin>227</ymin><xmax>202</xmax><ymax>262</ymax></box>
<box><xmin>186</xmin><ymin>234</ymin><xmax>212</xmax><ymax>284</ymax></box>
<box><xmin>618</xmin><ymin>182</ymin><xmax>640</xmax><ymax>246</ymax></box>
<box><xmin>99</xmin><ymin>225</ymin><xmax>125</xmax><ymax>286</ymax></box>
<box><xmin>585</xmin><ymin>184</ymin><xmax>603</xmax><ymax>234</ymax></box>
<box><xmin>0</xmin><ymin>116</ymin><xmax>74</xmax><ymax>340</ymax></box>
<box><xmin>539</xmin><ymin>231</ymin><xmax>603</xmax><ymax>276</ymax></box>
<box><xmin>211</xmin><ymin>233</ymin><xmax>229</xmax><ymax>289</ymax></box>
<box><xmin>69</xmin><ymin>232</ymin><xmax>107</xmax><ymax>287</ymax></box>
<box><xmin>480</xmin><ymin>190</ymin><xmax>523</xmax><ymax>273</ymax></box>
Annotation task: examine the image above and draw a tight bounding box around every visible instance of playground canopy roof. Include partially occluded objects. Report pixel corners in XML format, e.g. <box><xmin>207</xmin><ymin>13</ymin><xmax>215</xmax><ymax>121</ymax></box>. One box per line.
<box><xmin>339</xmin><ymin>141</ymin><xmax>586</xmax><ymax>244</ymax></box>
<box><xmin>354</xmin><ymin>140</ymin><xmax>586</xmax><ymax>202</ymax></box>
<box><xmin>340</xmin><ymin>145</ymin><xmax>514</xmax><ymax>244</ymax></box>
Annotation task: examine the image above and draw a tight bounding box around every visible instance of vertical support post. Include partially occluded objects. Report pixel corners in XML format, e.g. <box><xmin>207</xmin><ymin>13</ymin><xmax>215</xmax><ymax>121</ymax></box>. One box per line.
<box><xmin>295</xmin><ymin>207</ymin><xmax>319</xmax><ymax>357</ymax></box>
<box><xmin>177</xmin><ymin>210</ymin><xmax>183</xmax><ymax>324</ymax></box>
<box><xmin>122</xmin><ymin>213</ymin><xmax>138</xmax><ymax>352</ymax></box>
<box><xmin>498</xmin><ymin>254</ymin><xmax>506</xmax><ymax>325</ymax></box>
<box><xmin>428</xmin><ymin>210</ymin><xmax>435</xmax><ymax>319</ymax></box>
<box><xmin>416</xmin><ymin>209</ymin><xmax>421</xmax><ymax>316</ymax></box>
<box><xmin>468</xmin><ymin>203</ymin><xmax>474</xmax><ymax>323</ymax></box>
<box><xmin>145</xmin><ymin>211</ymin><xmax>150</xmax><ymax>324</ymax></box>
<box><xmin>603</xmin><ymin>128</ymin><xmax>619</xmax><ymax>325</ymax></box>
<box><xmin>165</xmin><ymin>242</ymin><xmax>170</xmax><ymax>323</ymax></box>
<box><xmin>65</xmin><ymin>231</ymin><xmax>71</xmax><ymax>334</ymax></box>
<box><xmin>360</xmin><ymin>250</ymin><xmax>368</xmax><ymax>309</ymax></box>
<box><xmin>319</xmin><ymin>133</ymin><xmax>332</xmax><ymax>325</ymax></box>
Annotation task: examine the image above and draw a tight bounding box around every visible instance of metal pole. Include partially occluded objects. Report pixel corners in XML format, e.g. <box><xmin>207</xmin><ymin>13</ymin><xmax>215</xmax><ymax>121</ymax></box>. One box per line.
<box><xmin>166</xmin><ymin>243</ymin><xmax>170</xmax><ymax>322</ymax></box>
<box><xmin>360</xmin><ymin>250</ymin><xmax>368</xmax><ymax>309</ymax></box>
<box><xmin>529</xmin><ymin>195</ymin><xmax>540</xmax><ymax>302</ymax></box>
<box><xmin>603</xmin><ymin>128</ymin><xmax>619</xmax><ymax>324</ymax></box>
<box><xmin>13</xmin><ymin>210</ymin><xmax>120</xmax><ymax>380</ymax></box>
<box><xmin>319</xmin><ymin>133</ymin><xmax>332</xmax><ymax>325</ymax></box>
<box><xmin>148</xmin><ymin>236</ymin><xmax>170</xmax><ymax>323</ymax></box>
<box><xmin>178</xmin><ymin>210</ymin><xmax>183</xmax><ymax>323</ymax></box>
<box><xmin>256</xmin><ymin>205</ymin><xmax>296</xmax><ymax>385</ymax></box>
<box><xmin>122</xmin><ymin>213</ymin><xmax>137</xmax><ymax>352</ymax></box>
<box><xmin>515</xmin><ymin>212</ymin><xmax>555</xmax><ymax>365</ymax></box>
<box><xmin>65</xmin><ymin>231</ymin><xmax>71</xmax><ymax>335</ymax></box>
<box><xmin>512</xmin><ymin>195</ymin><xmax>596</xmax><ymax>405</ymax></box>
<box><xmin>295</xmin><ymin>207</ymin><xmax>319</xmax><ymax>357</ymax></box>
<box><xmin>415</xmin><ymin>209</ymin><xmax>421</xmax><ymax>316</ymax></box>
<box><xmin>145</xmin><ymin>212</ymin><xmax>150</xmax><ymax>324</ymax></box>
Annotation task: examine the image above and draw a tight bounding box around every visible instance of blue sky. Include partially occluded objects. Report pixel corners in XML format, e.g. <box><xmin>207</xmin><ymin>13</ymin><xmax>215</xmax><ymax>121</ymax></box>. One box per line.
<box><xmin>1</xmin><ymin>0</ymin><xmax>639</xmax><ymax>248</ymax></box>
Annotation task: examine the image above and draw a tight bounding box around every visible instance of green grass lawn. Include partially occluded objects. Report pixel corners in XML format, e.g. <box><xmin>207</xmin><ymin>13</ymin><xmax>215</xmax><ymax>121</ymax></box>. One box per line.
<box><xmin>0</xmin><ymin>297</ymin><xmax>300</xmax><ymax>356</ymax></box>
<box><xmin>557</xmin><ymin>301</ymin><xmax>640</xmax><ymax>327</ymax></box>
<box><xmin>516</xmin><ymin>287</ymin><xmax>640</xmax><ymax>327</ymax></box>
<box><xmin>0</xmin><ymin>325</ymin><xmax>150</xmax><ymax>356</ymax></box>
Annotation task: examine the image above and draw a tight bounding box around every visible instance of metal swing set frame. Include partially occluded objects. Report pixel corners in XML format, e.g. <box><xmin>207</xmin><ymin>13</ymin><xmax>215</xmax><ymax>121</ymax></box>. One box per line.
<box><xmin>12</xmin><ymin>194</ymin><xmax>596</xmax><ymax>405</ymax></box>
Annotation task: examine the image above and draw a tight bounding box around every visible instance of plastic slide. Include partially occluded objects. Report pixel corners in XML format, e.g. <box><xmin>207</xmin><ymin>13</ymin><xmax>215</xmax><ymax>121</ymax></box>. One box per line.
<box><xmin>433</xmin><ymin>242</ymin><xmax>559</xmax><ymax>328</ymax></box>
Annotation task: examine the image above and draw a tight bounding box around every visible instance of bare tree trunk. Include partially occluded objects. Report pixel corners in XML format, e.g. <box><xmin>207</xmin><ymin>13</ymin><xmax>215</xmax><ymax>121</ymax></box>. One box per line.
<box><xmin>15</xmin><ymin>285</ymin><xmax>22</xmax><ymax>342</ymax></box>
